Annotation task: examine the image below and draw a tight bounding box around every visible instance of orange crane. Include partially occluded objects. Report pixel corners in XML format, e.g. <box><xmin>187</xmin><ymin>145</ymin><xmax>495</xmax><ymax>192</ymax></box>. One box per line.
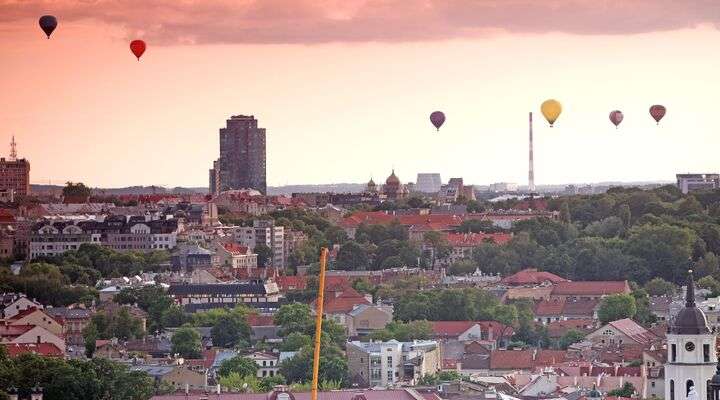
<box><xmin>311</xmin><ymin>247</ymin><xmax>329</xmax><ymax>400</ymax></box>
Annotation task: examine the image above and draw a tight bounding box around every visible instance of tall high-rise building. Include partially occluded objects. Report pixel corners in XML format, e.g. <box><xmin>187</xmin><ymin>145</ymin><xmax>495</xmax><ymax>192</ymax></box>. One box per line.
<box><xmin>0</xmin><ymin>136</ymin><xmax>30</xmax><ymax>196</ymax></box>
<box><xmin>209</xmin><ymin>115</ymin><xmax>267</xmax><ymax>195</ymax></box>
<box><xmin>416</xmin><ymin>173</ymin><xmax>442</xmax><ymax>193</ymax></box>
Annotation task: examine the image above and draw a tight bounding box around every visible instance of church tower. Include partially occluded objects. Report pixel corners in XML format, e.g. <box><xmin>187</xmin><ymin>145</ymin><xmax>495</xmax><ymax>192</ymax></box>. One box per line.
<box><xmin>665</xmin><ymin>270</ymin><xmax>717</xmax><ymax>400</ymax></box>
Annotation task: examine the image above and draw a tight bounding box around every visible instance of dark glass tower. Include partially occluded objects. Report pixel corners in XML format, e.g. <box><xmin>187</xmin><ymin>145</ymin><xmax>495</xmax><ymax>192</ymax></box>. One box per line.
<box><xmin>210</xmin><ymin>115</ymin><xmax>267</xmax><ymax>195</ymax></box>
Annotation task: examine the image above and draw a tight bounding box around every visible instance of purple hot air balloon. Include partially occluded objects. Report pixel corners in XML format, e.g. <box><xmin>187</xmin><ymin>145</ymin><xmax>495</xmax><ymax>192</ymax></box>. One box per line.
<box><xmin>39</xmin><ymin>15</ymin><xmax>57</xmax><ymax>39</ymax></box>
<box><xmin>430</xmin><ymin>111</ymin><xmax>445</xmax><ymax>131</ymax></box>
<box><xmin>649</xmin><ymin>105</ymin><xmax>666</xmax><ymax>125</ymax></box>
<box><xmin>609</xmin><ymin>110</ymin><xmax>624</xmax><ymax>129</ymax></box>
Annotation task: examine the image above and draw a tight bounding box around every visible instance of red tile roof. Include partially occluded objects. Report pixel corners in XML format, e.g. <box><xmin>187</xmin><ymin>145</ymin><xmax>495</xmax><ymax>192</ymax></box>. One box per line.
<box><xmin>607</xmin><ymin>318</ymin><xmax>657</xmax><ymax>345</ymax></box>
<box><xmin>533</xmin><ymin>350</ymin><xmax>570</xmax><ymax>366</ymax></box>
<box><xmin>562</xmin><ymin>299</ymin><xmax>599</xmax><ymax>316</ymax></box>
<box><xmin>501</xmin><ymin>268</ymin><xmax>568</xmax><ymax>285</ymax></box>
<box><xmin>444</xmin><ymin>232</ymin><xmax>512</xmax><ymax>247</ymax></box>
<box><xmin>222</xmin><ymin>243</ymin><xmax>250</xmax><ymax>256</ymax></box>
<box><xmin>430</xmin><ymin>321</ymin><xmax>511</xmax><ymax>339</ymax></box>
<box><xmin>551</xmin><ymin>281</ymin><xmax>630</xmax><ymax>296</ymax></box>
<box><xmin>321</xmin><ymin>290</ymin><xmax>371</xmax><ymax>314</ymax></box>
<box><xmin>276</xmin><ymin>276</ymin><xmax>308</xmax><ymax>291</ymax></box>
<box><xmin>3</xmin><ymin>343</ymin><xmax>63</xmax><ymax>357</ymax></box>
<box><xmin>246</xmin><ymin>314</ymin><xmax>275</xmax><ymax>327</ymax></box>
<box><xmin>490</xmin><ymin>349</ymin><xmax>535</xmax><ymax>369</ymax></box>
<box><xmin>340</xmin><ymin>212</ymin><xmax>396</xmax><ymax>228</ymax></box>
<box><xmin>534</xmin><ymin>299</ymin><xmax>566</xmax><ymax>316</ymax></box>
<box><xmin>0</xmin><ymin>324</ymin><xmax>36</xmax><ymax>338</ymax></box>
<box><xmin>546</xmin><ymin>319</ymin><xmax>595</xmax><ymax>338</ymax></box>
<box><xmin>490</xmin><ymin>349</ymin><xmax>570</xmax><ymax>370</ymax></box>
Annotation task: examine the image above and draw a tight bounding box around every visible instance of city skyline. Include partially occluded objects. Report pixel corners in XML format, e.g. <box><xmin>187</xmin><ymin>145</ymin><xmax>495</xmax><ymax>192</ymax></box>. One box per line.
<box><xmin>1</xmin><ymin>1</ymin><xmax>720</xmax><ymax>188</ymax></box>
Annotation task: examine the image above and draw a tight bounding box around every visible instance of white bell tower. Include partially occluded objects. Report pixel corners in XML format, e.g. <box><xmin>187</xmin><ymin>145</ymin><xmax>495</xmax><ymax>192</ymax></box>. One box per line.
<box><xmin>666</xmin><ymin>270</ymin><xmax>717</xmax><ymax>400</ymax></box>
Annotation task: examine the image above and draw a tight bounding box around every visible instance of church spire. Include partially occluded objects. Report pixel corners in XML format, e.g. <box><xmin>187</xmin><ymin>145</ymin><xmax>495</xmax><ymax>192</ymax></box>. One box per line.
<box><xmin>686</xmin><ymin>269</ymin><xmax>696</xmax><ymax>308</ymax></box>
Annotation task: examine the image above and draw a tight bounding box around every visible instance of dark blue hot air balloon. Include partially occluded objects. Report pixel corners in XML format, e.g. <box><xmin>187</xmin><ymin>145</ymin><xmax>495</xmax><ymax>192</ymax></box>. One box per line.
<box><xmin>39</xmin><ymin>15</ymin><xmax>57</xmax><ymax>39</ymax></box>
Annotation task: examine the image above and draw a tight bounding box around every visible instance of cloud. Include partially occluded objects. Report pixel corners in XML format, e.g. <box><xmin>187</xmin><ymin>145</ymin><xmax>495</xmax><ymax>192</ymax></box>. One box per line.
<box><xmin>1</xmin><ymin>0</ymin><xmax>719</xmax><ymax>45</ymax></box>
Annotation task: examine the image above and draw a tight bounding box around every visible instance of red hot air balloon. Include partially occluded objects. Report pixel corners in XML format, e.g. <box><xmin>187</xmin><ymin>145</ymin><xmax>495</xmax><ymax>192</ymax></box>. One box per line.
<box><xmin>649</xmin><ymin>105</ymin><xmax>666</xmax><ymax>125</ymax></box>
<box><xmin>130</xmin><ymin>40</ymin><xmax>146</xmax><ymax>60</ymax></box>
<box><xmin>39</xmin><ymin>15</ymin><xmax>57</xmax><ymax>39</ymax></box>
<box><xmin>430</xmin><ymin>111</ymin><xmax>445</xmax><ymax>131</ymax></box>
<box><xmin>609</xmin><ymin>110</ymin><xmax>624</xmax><ymax>129</ymax></box>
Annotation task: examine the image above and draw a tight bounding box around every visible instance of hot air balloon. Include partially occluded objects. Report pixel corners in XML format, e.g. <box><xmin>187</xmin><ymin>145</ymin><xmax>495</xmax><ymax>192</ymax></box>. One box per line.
<box><xmin>38</xmin><ymin>15</ymin><xmax>57</xmax><ymax>39</ymax></box>
<box><xmin>609</xmin><ymin>110</ymin><xmax>624</xmax><ymax>129</ymax></box>
<box><xmin>649</xmin><ymin>105</ymin><xmax>666</xmax><ymax>125</ymax></box>
<box><xmin>540</xmin><ymin>99</ymin><xmax>562</xmax><ymax>127</ymax></box>
<box><xmin>430</xmin><ymin>111</ymin><xmax>445</xmax><ymax>131</ymax></box>
<box><xmin>130</xmin><ymin>40</ymin><xmax>146</xmax><ymax>60</ymax></box>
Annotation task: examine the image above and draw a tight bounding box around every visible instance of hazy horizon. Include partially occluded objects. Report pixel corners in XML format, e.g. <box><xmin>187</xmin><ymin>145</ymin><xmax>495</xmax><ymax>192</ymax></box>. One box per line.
<box><xmin>2</xmin><ymin>1</ymin><xmax>719</xmax><ymax>188</ymax></box>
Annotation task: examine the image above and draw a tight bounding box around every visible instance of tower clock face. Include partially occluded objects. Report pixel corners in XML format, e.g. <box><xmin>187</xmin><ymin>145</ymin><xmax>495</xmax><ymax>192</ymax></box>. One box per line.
<box><xmin>685</xmin><ymin>342</ymin><xmax>695</xmax><ymax>351</ymax></box>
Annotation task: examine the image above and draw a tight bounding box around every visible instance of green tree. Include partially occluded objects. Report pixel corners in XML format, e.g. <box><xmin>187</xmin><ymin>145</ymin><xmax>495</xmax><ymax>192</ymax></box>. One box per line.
<box><xmin>424</xmin><ymin>231</ymin><xmax>451</xmax><ymax>268</ymax></box>
<box><xmin>274</xmin><ymin>303</ymin><xmax>313</xmax><ymax>337</ymax></box>
<box><xmin>370</xmin><ymin>320</ymin><xmax>433</xmax><ymax>342</ymax></box>
<box><xmin>211</xmin><ymin>314</ymin><xmax>251</xmax><ymax>349</ymax></box>
<box><xmin>558</xmin><ymin>330</ymin><xmax>585</xmax><ymax>350</ymax></box>
<box><xmin>62</xmin><ymin>181</ymin><xmax>92</xmax><ymax>199</ymax></box>
<box><xmin>279</xmin><ymin>346</ymin><xmax>348</xmax><ymax>386</ymax></box>
<box><xmin>559</xmin><ymin>202</ymin><xmax>571</xmax><ymax>224</ymax></box>
<box><xmin>171</xmin><ymin>326</ymin><xmax>202</xmax><ymax>359</ymax></box>
<box><xmin>279</xmin><ymin>332</ymin><xmax>312</xmax><ymax>352</ymax></box>
<box><xmin>608</xmin><ymin>382</ymin><xmax>635</xmax><ymax>397</ymax></box>
<box><xmin>218</xmin><ymin>356</ymin><xmax>259</xmax><ymax>378</ymax></box>
<box><xmin>697</xmin><ymin>276</ymin><xmax>720</xmax><ymax>296</ymax></box>
<box><xmin>618</xmin><ymin>204</ymin><xmax>631</xmax><ymax>227</ymax></box>
<box><xmin>335</xmin><ymin>241</ymin><xmax>369</xmax><ymax>271</ymax></box>
<box><xmin>254</xmin><ymin>244</ymin><xmax>274</xmax><ymax>267</ymax></box>
<box><xmin>625</xmin><ymin>223</ymin><xmax>695</xmax><ymax>283</ymax></box>
<box><xmin>598</xmin><ymin>294</ymin><xmax>637</xmax><ymax>324</ymax></box>
<box><xmin>83</xmin><ymin>323</ymin><xmax>98</xmax><ymax>358</ymax></box>
<box><xmin>643</xmin><ymin>277</ymin><xmax>676</xmax><ymax>296</ymax></box>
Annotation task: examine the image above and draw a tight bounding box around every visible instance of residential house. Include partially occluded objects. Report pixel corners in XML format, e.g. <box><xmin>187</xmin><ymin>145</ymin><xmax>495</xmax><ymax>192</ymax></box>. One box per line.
<box><xmin>215</xmin><ymin>242</ymin><xmax>258</xmax><ymax>272</ymax></box>
<box><xmin>1</xmin><ymin>294</ymin><xmax>43</xmax><ymax>319</ymax></box>
<box><xmin>131</xmin><ymin>365</ymin><xmax>207</xmax><ymax>392</ymax></box>
<box><xmin>246</xmin><ymin>351</ymin><xmax>280</xmax><ymax>378</ymax></box>
<box><xmin>167</xmin><ymin>281</ymin><xmax>280</xmax><ymax>313</ymax></box>
<box><xmin>6</xmin><ymin>307</ymin><xmax>63</xmax><ymax>337</ymax></box>
<box><xmin>550</xmin><ymin>281</ymin><xmax>631</xmax><ymax>301</ymax></box>
<box><xmin>424</xmin><ymin>232</ymin><xmax>512</xmax><ymax>267</ymax></box>
<box><xmin>500</xmin><ymin>268</ymin><xmax>567</xmax><ymax>286</ymax></box>
<box><xmin>346</xmin><ymin>304</ymin><xmax>393</xmax><ymax>338</ymax></box>
<box><xmin>586</xmin><ymin>318</ymin><xmax>658</xmax><ymax>347</ymax></box>
<box><xmin>488</xmin><ymin>349</ymin><xmax>569</xmax><ymax>376</ymax></box>
<box><xmin>171</xmin><ymin>243</ymin><xmax>218</xmax><ymax>271</ymax></box>
<box><xmin>0</xmin><ymin>324</ymin><xmax>66</xmax><ymax>353</ymax></box>
<box><xmin>346</xmin><ymin>340</ymin><xmax>440</xmax><ymax>388</ymax></box>
<box><xmin>533</xmin><ymin>298</ymin><xmax>598</xmax><ymax>324</ymax></box>
<box><xmin>430</xmin><ymin>321</ymin><xmax>512</xmax><ymax>349</ymax></box>
<box><xmin>44</xmin><ymin>307</ymin><xmax>91</xmax><ymax>346</ymax></box>
<box><xmin>2</xmin><ymin>342</ymin><xmax>64</xmax><ymax>358</ymax></box>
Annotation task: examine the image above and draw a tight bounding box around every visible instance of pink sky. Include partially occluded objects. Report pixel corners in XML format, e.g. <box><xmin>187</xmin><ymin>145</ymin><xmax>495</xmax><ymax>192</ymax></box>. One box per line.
<box><xmin>1</xmin><ymin>1</ymin><xmax>720</xmax><ymax>188</ymax></box>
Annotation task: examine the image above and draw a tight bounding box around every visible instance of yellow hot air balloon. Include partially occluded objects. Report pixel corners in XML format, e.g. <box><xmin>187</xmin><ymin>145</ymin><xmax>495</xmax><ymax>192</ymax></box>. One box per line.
<box><xmin>541</xmin><ymin>99</ymin><xmax>562</xmax><ymax>127</ymax></box>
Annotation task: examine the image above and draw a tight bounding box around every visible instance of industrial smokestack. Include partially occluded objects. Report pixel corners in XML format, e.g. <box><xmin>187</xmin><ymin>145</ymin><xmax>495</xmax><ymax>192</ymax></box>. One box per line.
<box><xmin>528</xmin><ymin>112</ymin><xmax>536</xmax><ymax>193</ymax></box>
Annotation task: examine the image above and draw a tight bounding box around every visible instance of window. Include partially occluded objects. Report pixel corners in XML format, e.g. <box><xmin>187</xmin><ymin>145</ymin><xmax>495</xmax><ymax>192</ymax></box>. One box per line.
<box><xmin>670</xmin><ymin>380</ymin><xmax>674</xmax><ymax>400</ymax></box>
<box><xmin>686</xmin><ymin>380</ymin><xmax>694</xmax><ymax>396</ymax></box>
<box><xmin>704</xmin><ymin>344</ymin><xmax>710</xmax><ymax>362</ymax></box>
<box><xmin>387</xmin><ymin>356</ymin><xmax>392</xmax><ymax>364</ymax></box>
<box><xmin>651</xmin><ymin>382</ymin><xmax>655</xmax><ymax>388</ymax></box>
<box><xmin>671</xmin><ymin>344</ymin><xmax>677</xmax><ymax>362</ymax></box>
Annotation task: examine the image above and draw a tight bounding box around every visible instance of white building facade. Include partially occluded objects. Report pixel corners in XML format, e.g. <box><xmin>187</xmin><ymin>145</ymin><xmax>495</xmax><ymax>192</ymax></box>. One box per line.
<box><xmin>665</xmin><ymin>271</ymin><xmax>718</xmax><ymax>400</ymax></box>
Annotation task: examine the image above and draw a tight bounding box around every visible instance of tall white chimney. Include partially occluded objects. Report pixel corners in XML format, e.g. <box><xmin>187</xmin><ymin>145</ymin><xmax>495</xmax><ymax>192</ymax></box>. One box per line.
<box><xmin>528</xmin><ymin>112</ymin><xmax>536</xmax><ymax>193</ymax></box>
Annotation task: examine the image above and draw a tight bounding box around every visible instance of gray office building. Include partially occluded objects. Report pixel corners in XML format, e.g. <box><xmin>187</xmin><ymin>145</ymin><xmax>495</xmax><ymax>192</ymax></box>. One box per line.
<box><xmin>416</xmin><ymin>173</ymin><xmax>442</xmax><ymax>193</ymax></box>
<box><xmin>209</xmin><ymin>115</ymin><xmax>267</xmax><ymax>195</ymax></box>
